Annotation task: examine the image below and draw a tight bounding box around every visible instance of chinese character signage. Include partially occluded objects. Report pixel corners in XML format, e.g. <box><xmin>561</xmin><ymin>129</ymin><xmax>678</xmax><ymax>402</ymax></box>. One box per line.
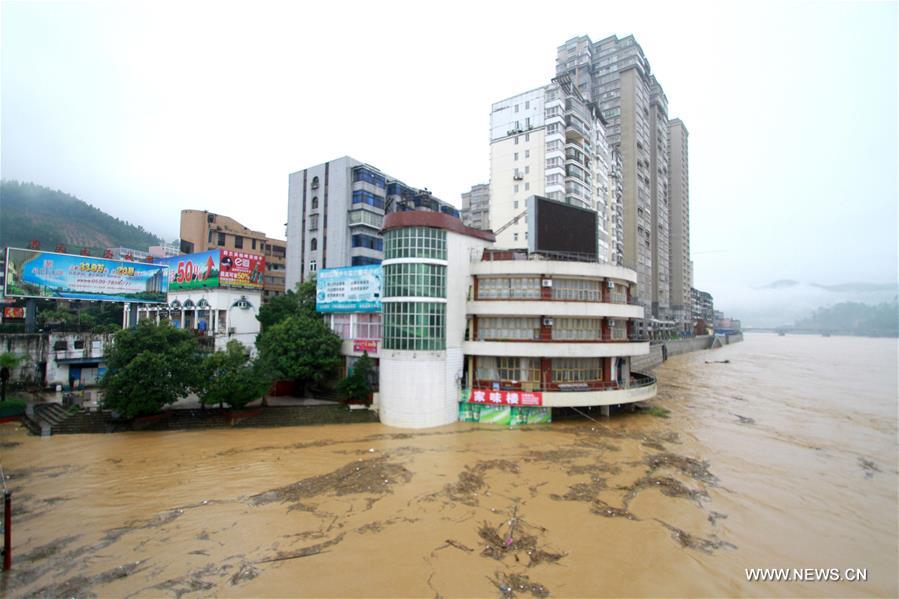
<box><xmin>2</xmin><ymin>307</ymin><xmax>26</xmax><ymax>319</ymax></box>
<box><xmin>3</xmin><ymin>248</ymin><xmax>168</xmax><ymax>304</ymax></box>
<box><xmin>467</xmin><ymin>388</ymin><xmax>543</xmax><ymax>407</ymax></box>
<box><xmin>353</xmin><ymin>339</ymin><xmax>378</xmax><ymax>354</ymax></box>
<box><xmin>156</xmin><ymin>250</ymin><xmax>265</xmax><ymax>291</ymax></box>
<box><xmin>316</xmin><ymin>265</ymin><xmax>382</xmax><ymax>313</ymax></box>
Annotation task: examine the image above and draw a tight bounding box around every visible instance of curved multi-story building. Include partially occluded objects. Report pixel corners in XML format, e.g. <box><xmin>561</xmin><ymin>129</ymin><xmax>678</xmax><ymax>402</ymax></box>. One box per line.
<box><xmin>377</xmin><ymin>211</ymin><xmax>656</xmax><ymax>429</ymax></box>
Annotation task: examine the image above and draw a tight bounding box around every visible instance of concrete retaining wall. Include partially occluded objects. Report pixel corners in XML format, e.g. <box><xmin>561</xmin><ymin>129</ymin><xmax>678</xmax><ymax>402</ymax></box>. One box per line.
<box><xmin>632</xmin><ymin>334</ymin><xmax>743</xmax><ymax>372</ymax></box>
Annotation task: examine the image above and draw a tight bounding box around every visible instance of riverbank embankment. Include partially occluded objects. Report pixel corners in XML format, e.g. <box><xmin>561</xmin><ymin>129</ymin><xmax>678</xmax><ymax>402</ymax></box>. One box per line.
<box><xmin>633</xmin><ymin>333</ymin><xmax>744</xmax><ymax>371</ymax></box>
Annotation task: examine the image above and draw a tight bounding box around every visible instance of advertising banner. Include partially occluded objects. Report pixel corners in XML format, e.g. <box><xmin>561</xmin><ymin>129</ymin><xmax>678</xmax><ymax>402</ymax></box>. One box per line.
<box><xmin>2</xmin><ymin>307</ymin><xmax>26</xmax><ymax>319</ymax></box>
<box><xmin>353</xmin><ymin>339</ymin><xmax>378</xmax><ymax>354</ymax></box>
<box><xmin>4</xmin><ymin>248</ymin><xmax>168</xmax><ymax>304</ymax></box>
<box><xmin>219</xmin><ymin>250</ymin><xmax>265</xmax><ymax>289</ymax></box>
<box><xmin>468</xmin><ymin>388</ymin><xmax>543</xmax><ymax>407</ymax></box>
<box><xmin>155</xmin><ymin>250</ymin><xmax>220</xmax><ymax>291</ymax></box>
<box><xmin>156</xmin><ymin>250</ymin><xmax>265</xmax><ymax>291</ymax></box>
<box><xmin>316</xmin><ymin>265</ymin><xmax>382</xmax><ymax>313</ymax></box>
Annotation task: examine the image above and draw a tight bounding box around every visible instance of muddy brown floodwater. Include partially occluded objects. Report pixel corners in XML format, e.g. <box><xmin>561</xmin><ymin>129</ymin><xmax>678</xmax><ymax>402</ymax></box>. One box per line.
<box><xmin>1</xmin><ymin>333</ymin><xmax>896</xmax><ymax>597</ymax></box>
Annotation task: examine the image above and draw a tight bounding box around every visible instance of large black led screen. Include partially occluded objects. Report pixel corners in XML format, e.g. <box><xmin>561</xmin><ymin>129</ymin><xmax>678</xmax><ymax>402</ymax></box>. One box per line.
<box><xmin>529</xmin><ymin>196</ymin><xmax>598</xmax><ymax>259</ymax></box>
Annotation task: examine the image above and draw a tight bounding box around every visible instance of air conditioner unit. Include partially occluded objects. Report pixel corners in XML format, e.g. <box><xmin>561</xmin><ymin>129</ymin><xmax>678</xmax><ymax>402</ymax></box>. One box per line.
<box><xmin>607</xmin><ymin>280</ymin><xmax>615</xmax><ymax>289</ymax></box>
<box><xmin>543</xmin><ymin>318</ymin><xmax>554</xmax><ymax>327</ymax></box>
<box><xmin>513</xmin><ymin>173</ymin><xmax>524</xmax><ymax>180</ymax></box>
<box><xmin>541</xmin><ymin>279</ymin><xmax>553</xmax><ymax>287</ymax></box>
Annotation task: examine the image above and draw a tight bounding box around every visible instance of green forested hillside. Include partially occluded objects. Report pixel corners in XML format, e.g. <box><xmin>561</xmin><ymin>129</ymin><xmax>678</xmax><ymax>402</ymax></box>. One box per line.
<box><xmin>0</xmin><ymin>180</ymin><xmax>161</xmax><ymax>254</ymax></box>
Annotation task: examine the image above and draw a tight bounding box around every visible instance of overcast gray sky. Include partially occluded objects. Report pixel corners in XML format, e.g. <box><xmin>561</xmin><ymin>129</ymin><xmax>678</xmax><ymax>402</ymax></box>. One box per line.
<box><xmin>2</xmin><ymin>0</ymin><xmax>896</xmax><ymax>318</ymax></box>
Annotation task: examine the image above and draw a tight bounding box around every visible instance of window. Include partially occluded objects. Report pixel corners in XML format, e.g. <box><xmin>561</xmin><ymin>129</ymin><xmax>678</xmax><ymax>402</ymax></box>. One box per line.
<box><xmin>525</xmin><ymin>101</ymin><xmax>530</xmax><ymax>109</ymax></box>
<box><xmin>311</xmin><ymin>176</ymin><xmax>320</xmax><ymax>189</ymax></box>
<box><xmin>552</xmin><ymin>318</ymin><xmax>600</xmax><ymax>340</ymax></box>
<box><xmin>329</xmin><ymin>314</ymin><xmax>351</xmax><ymax>339</ymax></box>
<box><xmin>477</xmin><ymin>277</ymin><xmax>540</xmax><ymax>299</ymax></box>
<box><xmin>513</xmin><ymin>200</ymin><xmax>518</xmax><ymax>209</ymax></box>
<box><xmin>217</xmin><ymin>232</ymin><xmax>226</xmax><ymax>246</ymax></box>
<box><xmin>525</xmin><ymin>150</ymin><xmax>530</xmax><ymax>158</ymax></box>
<box><xmin>352</xmin><ymin>190</ymin><xmax>385</xmax><ymax>209</ymax></box>
<box><xmin>514</xmin><ymin>152</ymin><xmax>518</xmax><ymax>161</ymax></box>
<box><xmin>476</xmin><ymin>357</ymin><xmax>540</xmax><ymax>384</ymax></box>
<box><xmin>308</xmin><ymin>215</ymin><xmax>319</xmax><ymax>231</ymax></box>
<box><xmin>309</xmin><ymin>259</ymin><xmax>317</xmax><ymax>272</ymax></box>
<box><xmin>351</xmin><ymin>233</ymin><xmax>383</xmax><ymax>251</ymax></box>
<box><xmin>352</xmin><ymin>167</ymin><xmax>386</xmax><ymax>188</ymax></box>
<box><xmin>382</xmin><ymin>301</ymin><xmax>445</xmax><ymax>350</ymax></box>
<box><xmin>384</xmin><ymin>227</ymin><xmax>446</xmax><ymax>260</ymax></box>
<box><xmin>477</xmin><ymin>317</ymin><xmax>539</xmax><ymax>340</ymax></box>
<box><xmin>552</xmin><ymin>278</ymin><xmax>601</xmax><ymax>301</ymax></box>
<box><xmin>514</xmin><ymin>136</ymin><xmax>519</xmax><ymax>145</ymax></box>
<box><xmin>252</xmin><ymin>239</ymin><xmax>257</xmax><ymax>250</ymax></box>
<box><xmin>73</xmin><ymin>338</ymin><xmax>85</xmax><ymax>349</ymax></box>
<box><xmin>310</xmin><ymin>238</ymin><xmax>317</xmax><ymax>251</ymax></box>
<box><xmin>524</xmin><ymin>166</ymin><xmax>530</xmax><ymax>174</ymax></box>
<box><xmin>384</xmin><ymin>262</ymin><xmax>446</xmax><ymax>298</ymax></box>
<box><xmin>525</xmin><ymin>182</ymin><xmax>530</xmax><ymax>191</ymax></box>
<box><xmin>348</xmin><ymin>210</ymin><xmax>384</xmax><ymax>228</ymax></box>
<box><xmin>514</xmin><ymin>184</ymin><xmax>519</xmax><ymax>193</ymax></box>
<box><xmin>525</xmin><ymin>133</ymin><xmax>530</xmax><ymax>142</ymax></box>
<box><xmin>54</xmin><ymin>340</ymin><xmax>67</xmax><ymax>351</ymax></box>
<box><xmin>234</xmin><ymin>235</ymin><xmax>243</xmax><ymax>249</ymax></box>
<box><xmin>311</xmin><ymin>196</ymin><xmax>319</xmax><ymax>210</ymax></box>
<box><xmin>514</xmin><ymin>104</ymin><xmax>519</xmax><ymax>112</ymax></box>
<box><xmin>552</xmin><ymin>358</ymin><xmax>602</xmax><ymax>382</ymax></box>
<box><xmin>351</xmin><ymin>256</ymin><xmax>382</xmax><ymax>266</ymax></box>
<box><xmin>207</xmin><ymin>230</ymin><xmax>214</xmax><ymax>243</ymax></box>
<box><xmin>355</xmin><ymin>313</ymin><xmax>381</xmax><ymax>340</ymax></box>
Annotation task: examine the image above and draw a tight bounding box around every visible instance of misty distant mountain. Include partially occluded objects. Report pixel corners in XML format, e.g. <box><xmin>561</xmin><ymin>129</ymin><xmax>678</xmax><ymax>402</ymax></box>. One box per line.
<box><xmin>810</xmin><ymin>282</ymin><xmax>899</xmax><ymax>293</ymax></box>
<box><xmin>0</xmin><ymin>180</ymin><xmax>162</xmax><ymax>255</ymax></box>
<box><xmin>794</xmin><ymin>300</ymin><xmax>898</xmax><ymax>336</ymax></box>
<box><xmin>754</xmin><ymin>279</ymin><xmax>799</xmax><ymax>289</ymax></box>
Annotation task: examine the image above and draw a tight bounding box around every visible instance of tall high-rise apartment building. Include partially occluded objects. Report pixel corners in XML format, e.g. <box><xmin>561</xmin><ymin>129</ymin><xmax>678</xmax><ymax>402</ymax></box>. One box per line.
<box><xmin>461</xmin><ymin>183</ymin><xmax>490</xmax><ymax>230</ymax></box>
<box><xmin>488</xmin><ymin>76</ymin><xmax>622</xmax><ymax>261</ymax></box>
<box><xmin>668</xmin><ymin>118</ymin><xmax>691</xmax><ymax>327</ymax></box>
<box><xmin>286</xmin><ymin>156</ymin><xmax>460</xmax><ymax>289</ymax></box>
<box><xmin>556</xmin><ymin>34</ymin><xmax>681</xmax><ymax>322</ymax></box>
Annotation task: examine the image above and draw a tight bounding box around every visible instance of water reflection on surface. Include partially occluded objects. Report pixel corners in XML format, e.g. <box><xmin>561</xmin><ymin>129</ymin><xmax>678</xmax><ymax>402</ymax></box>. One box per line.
<box><xmin>1</xmin><ymin>333</ymin><xmax>896</xmax><ymax>597</ymax></box>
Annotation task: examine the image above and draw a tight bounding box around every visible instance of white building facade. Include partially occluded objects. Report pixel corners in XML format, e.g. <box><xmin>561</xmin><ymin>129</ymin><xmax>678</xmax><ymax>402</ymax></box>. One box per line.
<box><xmin>488</xmin><ymin>77</ymin><xmax>623</xmax><ymax>264</ymax></box>
<box><xmin>376</xmin><ymin>212</ymin><xmax>656</xmax><ymax>429</ymax></box>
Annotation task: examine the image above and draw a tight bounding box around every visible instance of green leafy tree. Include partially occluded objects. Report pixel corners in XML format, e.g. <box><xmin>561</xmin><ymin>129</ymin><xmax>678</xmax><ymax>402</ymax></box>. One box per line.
<box><xmin>0</xmin><ymin>352</ymin><xmax>25</xmax><ymax>402</ymax></box>
<box><xmin>256</xmin><ymin>312</ymin><xmax>341</xmax><ymax>392</ymax></box>
<box><xmin>337</xmin><ymin>351</ymin><xmax>375</xmax><ymax>404</ymax></box>
<box><xmin>196</xmin><ymin>340</ymin><xmax>269</xmax><ymax>409</ymax></box>
<box><xmin>256</xmin><ymin>279</ymin><xmax>318</xmax><ymax>330</ymax></box>
<box><xmin>101</xmin><ymin>321</ymin><xmax>201</xmax><ymax>418</ymax></box>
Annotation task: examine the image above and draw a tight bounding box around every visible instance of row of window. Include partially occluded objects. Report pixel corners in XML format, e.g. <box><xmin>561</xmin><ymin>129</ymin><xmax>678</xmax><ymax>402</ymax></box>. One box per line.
<box><xmin>206</xmin><ymin>230</ymin><xmax>263</xmax><ymax>251</ymax></box>
<box><xmin>353</xmin><ymin>167</ymin><xmax>386</xmax><ymax>189</ymax></box>
<box><xmin>327</xmin><ymin>313</ymin><xmax>381</xmax><ymax>340</ymax></box>
<box><xmin>384</xmin><ymin>227</ymin><xmax>446</xmax><ymax>260</ymax></box>
<box><xmin>351</xmin><ymin>233</ymin><xmax>383</xmax><ymax>251</ymax></box>
<box><xmin>382</xmin><ymin>301</ymin><xmax>445</xmax><ymax>350</ymax></box>
<box><xmin>475</xmin><ymin>317</ymin><xmax>626</xmax><ymax>341</ymax></box>
<box><xmin>476</xmin><ymin>277</ymin><xmax>624</xmax><ymax>302</ymax></box>
<box><xmin>352</xmin><ymin>190</ymin><xmax>385</xmax><ymax>210</ymax></box>
<box><xmin>475</xmin><ymin>357</ymin><xmax>604</xmax><ymax>383</ymax></box>
<box><xmin>351</xmin><ymin>256</ymin><xmax>381</xmax><ymax>266</ymax></box>
<box><xmin>348</xmin><ymin>209</ymin><xmax>383</xmax><ymax>228</ymax></box>
<box><xmin>384</xmin><ymin>263</ymin><xmax>446</xmax><ymax>298</ymax></box>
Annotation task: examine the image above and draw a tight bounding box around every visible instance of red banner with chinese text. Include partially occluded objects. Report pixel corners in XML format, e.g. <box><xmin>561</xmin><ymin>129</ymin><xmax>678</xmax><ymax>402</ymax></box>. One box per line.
<box><xmin>468</xmin><ymin>389</ymin><xmax>543</xmax><ymax>407</ymax></box>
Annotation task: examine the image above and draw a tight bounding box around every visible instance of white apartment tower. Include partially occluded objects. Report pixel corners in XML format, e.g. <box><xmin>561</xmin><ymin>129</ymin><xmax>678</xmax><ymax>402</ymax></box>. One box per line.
<box><xmin>668</xmin><ymin>119</ymin><xmax>691</xmax><ymax>327</ymax></box>
<box><xmin>488</xmin><ymin>76</ymin><xmax>623</xmax><ymax>262</ymax></box>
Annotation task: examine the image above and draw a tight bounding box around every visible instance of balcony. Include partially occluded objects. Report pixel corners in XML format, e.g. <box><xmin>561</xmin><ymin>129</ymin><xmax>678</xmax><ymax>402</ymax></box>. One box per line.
<box><xmin>463</xmin><ymin>339</ymin><xmax>649</xmax><ymax>358</ymax></box>
<box><xmin>463</xmin><ymin>371</ymin><xmax>657</xmax><ymax>407</ymax></box>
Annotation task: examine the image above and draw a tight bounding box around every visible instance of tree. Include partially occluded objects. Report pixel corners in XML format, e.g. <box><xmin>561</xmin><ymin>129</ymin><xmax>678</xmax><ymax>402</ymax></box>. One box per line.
<box><xmin>337</xmin><ymin>351</ymin><xmax>374</xmax><ymax>404</ymax></box>
<box><xmin>101</xmin><ymin>321</ymin><xmax>201</xmax><ymax>418</ymax></box>
<box><xmin>256</xmin><ymin>278</ymin><xmax>318</xmax><ymax>330</ymax></box>
<box><xmin>256</xmin><ymin>313</ymin><xmax>341</xmax><ymax>392</ymax></box>
<box><xmin>196</xmin><ymin>340</ymin><xmax>269</xmax><ymax>409</ymax></box>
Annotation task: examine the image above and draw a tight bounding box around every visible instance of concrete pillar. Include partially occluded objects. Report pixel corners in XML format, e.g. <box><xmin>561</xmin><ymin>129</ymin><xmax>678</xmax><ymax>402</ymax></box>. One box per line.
<box><xmin>601</xmin><ymin>405</ymin><xmax>611</xmax><ymax>418</ymax></box>
<box><xmin>128</xmin><ymin>304</ymin><xmax>138</xmax><ymax>328</ymax></box>
<box><xmin>621</xmin><ymin>358</ymin><xmax>631</xmax><ymax>388</ymax></box>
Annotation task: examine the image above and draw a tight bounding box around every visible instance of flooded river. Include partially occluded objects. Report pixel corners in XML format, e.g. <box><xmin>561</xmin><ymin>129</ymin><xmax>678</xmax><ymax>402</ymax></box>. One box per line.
<box><xmin>1</xmin><ymin>333</ymin><xmax>896</xmax><ymax>597</ymax></box>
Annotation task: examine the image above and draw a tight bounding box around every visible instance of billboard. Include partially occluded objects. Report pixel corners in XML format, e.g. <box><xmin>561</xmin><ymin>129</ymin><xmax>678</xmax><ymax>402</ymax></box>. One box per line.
<box><xmin>3</xmin><ymin>248</ymin><xmax>168</xmax><ymax>304</ymax></box>
<box><xmin>2</xmin><ymin>307</ymin><xmax>26</xmax><ymax>319</ymax></box>
<box><xmin>527</xmin><ymin>195</ymin><xmax>598</xmax><ymax>259</ymax></box>
<box><xmin>467</xmin><ymin>388</ymin><xmax>543</xmax><ymax>407</ymax></box>
<box><xmin>316</xmin><ymin>265</ymin><xmax>382</xmax><ymax>313</ymax></box>
<box><xmin>156</xmin><ymin>250</ymin><xmax>265</xmax><ymax>291</ymax></box>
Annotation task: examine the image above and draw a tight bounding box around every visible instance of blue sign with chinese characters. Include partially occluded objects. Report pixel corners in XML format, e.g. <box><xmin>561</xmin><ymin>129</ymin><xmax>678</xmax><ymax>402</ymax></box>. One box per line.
<box><xmin>316</xmin><ymin>265</ymin><xmax>382</xmax><ymax>313</ymax></box>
